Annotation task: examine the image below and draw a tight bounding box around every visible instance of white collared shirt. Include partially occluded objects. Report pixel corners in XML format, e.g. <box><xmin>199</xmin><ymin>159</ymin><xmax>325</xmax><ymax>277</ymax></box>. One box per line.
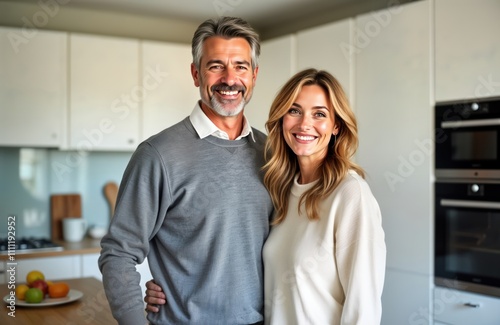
<box><xmin>189</xmin><ymin>102</ymin><xmax>256</xmax><ymax>142</ymax></box>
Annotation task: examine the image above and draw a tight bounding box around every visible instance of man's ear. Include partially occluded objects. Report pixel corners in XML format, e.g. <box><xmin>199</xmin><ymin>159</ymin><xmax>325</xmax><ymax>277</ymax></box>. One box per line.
<box><xmin>191</xmin><ymin>63</ymin><xmax>200</xmax><ymax>87</ymax></box>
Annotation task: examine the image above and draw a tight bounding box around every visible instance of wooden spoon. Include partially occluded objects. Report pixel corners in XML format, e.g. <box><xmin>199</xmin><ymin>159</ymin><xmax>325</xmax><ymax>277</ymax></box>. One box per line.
<box><xmin>104</xmin><ymin>182</ymin><xmax>119</xmax><ymax>219</ymax></box>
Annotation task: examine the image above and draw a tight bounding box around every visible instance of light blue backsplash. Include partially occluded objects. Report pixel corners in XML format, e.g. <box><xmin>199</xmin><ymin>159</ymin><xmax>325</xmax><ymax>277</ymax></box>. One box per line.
<box><xmin>0</xmin><ymin>147</ymin><xmax>132</xmax><ymax>238</ymax></box>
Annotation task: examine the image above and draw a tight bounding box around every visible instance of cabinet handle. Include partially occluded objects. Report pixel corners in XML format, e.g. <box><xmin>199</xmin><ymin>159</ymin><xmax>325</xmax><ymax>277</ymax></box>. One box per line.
<box><xmin>463</xmin><ymin>302</ymin><xmax>480</xmax><ymax>308</ymax></box>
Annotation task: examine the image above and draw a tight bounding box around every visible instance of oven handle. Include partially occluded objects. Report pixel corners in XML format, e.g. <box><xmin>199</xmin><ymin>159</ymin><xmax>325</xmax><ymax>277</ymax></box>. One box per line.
<box><xmin>441</xmin><ymin>118</ymin><xmax>500</xmax><ymax>129</ymax></box>
<box><xmin>441</xmin><ymin>199</ymin><xmax>500</xmax><ymax>210</ymax></box>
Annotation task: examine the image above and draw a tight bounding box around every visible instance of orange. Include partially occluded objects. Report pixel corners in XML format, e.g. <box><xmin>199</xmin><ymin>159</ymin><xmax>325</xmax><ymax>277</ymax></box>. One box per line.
<box><xmin>48</xmin><ymin>282</ymin><xmax>70</xmax><ymax>298</ymax></box>
<box><xmin>15</xmin><ymin>284</ymin><xmax>30</xmax><ymax>300</ymax></box>
<box><xmin>26</xmin><ymin>270</ymin><xmax>45</xmax><ymax>285</ymax></box>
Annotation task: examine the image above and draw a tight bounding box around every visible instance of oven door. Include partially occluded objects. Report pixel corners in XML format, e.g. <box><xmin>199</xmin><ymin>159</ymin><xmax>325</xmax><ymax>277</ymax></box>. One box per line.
<box><xmin>435</xmin><ymin>98</ymin><xmax>500</xmax><ymax>179</ymax></box>
<box><xmin>435</xmin><ymin>180</ymin><xmax>500</xmax><ymax>297</ymax></box>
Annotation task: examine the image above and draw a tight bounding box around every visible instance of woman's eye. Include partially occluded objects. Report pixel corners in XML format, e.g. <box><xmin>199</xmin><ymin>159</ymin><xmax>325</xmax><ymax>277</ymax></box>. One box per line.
<box><xmin>288</xmin><ymin>108</ymin><xmax>300</xmax><ymax>115</ymax></box>
<box><xmin>315</xmin><ymin>112</ymin><xmax>327</xmax><ymax>118</ymax></box>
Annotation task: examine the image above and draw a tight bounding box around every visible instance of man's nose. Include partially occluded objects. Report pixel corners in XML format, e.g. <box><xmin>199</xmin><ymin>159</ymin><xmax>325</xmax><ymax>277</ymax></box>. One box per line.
<box><xmin>221</xmin><ymin>68</ymin><xmax>237</xmax><ymax>86</ymax></box>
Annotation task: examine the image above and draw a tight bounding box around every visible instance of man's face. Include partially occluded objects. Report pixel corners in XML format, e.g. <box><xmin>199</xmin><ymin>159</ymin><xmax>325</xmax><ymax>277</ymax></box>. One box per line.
<box><xmin>191</xmin><ymin>36</ymin><xmax>258</xmax><ymax>117</ymax></box>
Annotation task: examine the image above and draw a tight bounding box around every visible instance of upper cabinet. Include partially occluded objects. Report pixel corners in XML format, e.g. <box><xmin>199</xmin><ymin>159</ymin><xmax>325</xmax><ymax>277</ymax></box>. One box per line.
<box><xmin>245</xmin><ymin>35</ymin><xmax>296</xmax><ymax>132</ymax></box>
<box><xmin>435</xmin><ymin>0</ymin><xmax>500</xmax><ymax>102</ymax></box>
<box><xmin>0</xmin><ymin>27</ymin><xmax>67</xmax><ymax>147</ymax></box>
<box><xmin>68</xmin><ymin>34</ymin><xmax>140</xmax><ymax>151</ymax></box>
<box><xmin>140</xmin><ymin>41</ymin><xmax>199</xmax><ymax>141</ymax></box>
<box><xmin>296</xmin><ymin>18</ymin><xmax>353</xmax><ymax>99</ymax></box>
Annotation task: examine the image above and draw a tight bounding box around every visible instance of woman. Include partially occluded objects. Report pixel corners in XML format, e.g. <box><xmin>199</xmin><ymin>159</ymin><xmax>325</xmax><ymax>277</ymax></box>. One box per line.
<box><xmin>261</xmin><ymin>68</ymin><xmax>385</xmax><ymax>324</ymax></box>
<box><xmin>144</xmin><ymin>69</ymin><xmax>386</xmax><ymax>324</ymax></box>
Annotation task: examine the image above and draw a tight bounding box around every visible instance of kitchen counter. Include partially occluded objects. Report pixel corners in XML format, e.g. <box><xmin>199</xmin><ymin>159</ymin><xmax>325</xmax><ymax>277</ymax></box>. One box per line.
<box><xmin>0</xmin><ymin>237</ymin><xmax>102</xmax><ymax>261</ymax></box>
<box><xmin>0</xmin><ymin>277</ymin><xmax>121</xmax><ymax>324</ymax></box>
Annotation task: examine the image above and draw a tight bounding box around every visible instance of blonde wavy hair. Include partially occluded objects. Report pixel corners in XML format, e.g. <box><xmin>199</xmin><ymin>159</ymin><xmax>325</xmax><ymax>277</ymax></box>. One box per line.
<box><xmin>263</xmin><ymin>68</ymin><xmax>364</xmax><ymax>224</ymax></box>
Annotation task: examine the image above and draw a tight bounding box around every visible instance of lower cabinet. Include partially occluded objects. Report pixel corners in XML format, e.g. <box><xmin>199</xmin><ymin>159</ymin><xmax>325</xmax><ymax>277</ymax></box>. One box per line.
<box><xmin>1</xmin><ymin>253</ymin><xmax>152</xmax><ymax>294</ymax></box>
<box><xmin>81</xmin><ymin>253</ymin><xmax>101</xmax><ymax>280</ymax></box>
<box><xmin>433</xmin><ymin>287</ymin><xmax>500</xmax><ymax>325</ymax></box>
<box><xmin>381</xmin><ymin>268</ymin><xmax>432</xmax><ymax>325</ymax></box>
<box><xmin>15</xmin><ymin>255</ymin><xmax>81</xmax><ymax>283</ymax></box>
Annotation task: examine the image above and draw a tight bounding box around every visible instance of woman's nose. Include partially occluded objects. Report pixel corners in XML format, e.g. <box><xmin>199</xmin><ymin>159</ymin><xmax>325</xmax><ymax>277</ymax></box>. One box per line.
<box><xmin>298</xmin><ymin>115</ymin><xmax>312</xmax><ymax>130</ymax></box>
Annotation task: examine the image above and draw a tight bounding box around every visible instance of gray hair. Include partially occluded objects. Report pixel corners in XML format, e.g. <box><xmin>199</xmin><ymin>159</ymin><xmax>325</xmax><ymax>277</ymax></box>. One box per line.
<box><xmin>191</xmin><ymin>16</ymin><xmax>260</xmax><ymax>71</ymax></box>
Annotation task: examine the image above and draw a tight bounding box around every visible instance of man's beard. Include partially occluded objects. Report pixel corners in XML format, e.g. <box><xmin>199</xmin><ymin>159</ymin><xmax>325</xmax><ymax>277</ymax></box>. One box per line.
<box><xmin>210</xmin><ymin>96</ymin><xmax>247</xmax><ymax>117</ymax></box>
<box><xmin>203</xmin><ymin>84</ymin><xmax>251</xmax><ymax>117</ymax></box>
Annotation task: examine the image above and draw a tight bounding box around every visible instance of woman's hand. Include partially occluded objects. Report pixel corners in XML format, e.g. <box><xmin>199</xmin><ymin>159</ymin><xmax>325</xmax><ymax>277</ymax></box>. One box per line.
<box><xmin>144</xmin><ymin>279</ymin><xmax>166</xmax><ymax>312</ymax></box>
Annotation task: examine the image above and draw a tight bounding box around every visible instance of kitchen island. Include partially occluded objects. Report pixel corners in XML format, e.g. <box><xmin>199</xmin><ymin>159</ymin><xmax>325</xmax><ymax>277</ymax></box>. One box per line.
<box><xmin>0</xmin><ymin>277</ymin><xmax>122</xmax><ymax>324</ymax></box>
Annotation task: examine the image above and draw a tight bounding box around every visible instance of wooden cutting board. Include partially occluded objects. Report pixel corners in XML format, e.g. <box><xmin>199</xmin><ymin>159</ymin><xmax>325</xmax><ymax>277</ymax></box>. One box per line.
<box><xmin>50</xmin><ymin>194</ymin><xmax>82</xmax><ymax>241</ymax></box>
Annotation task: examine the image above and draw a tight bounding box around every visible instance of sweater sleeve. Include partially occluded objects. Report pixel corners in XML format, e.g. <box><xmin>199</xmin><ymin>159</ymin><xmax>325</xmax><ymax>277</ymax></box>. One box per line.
<box><xmin>334</xmin><ymin>177</ymin><xmax>386</xmax><ymax>325</ymax></box>
<box><xmin>98</xmin><ymin>143</ymin><xmax>168</xmax><ymax>325</ymax></box>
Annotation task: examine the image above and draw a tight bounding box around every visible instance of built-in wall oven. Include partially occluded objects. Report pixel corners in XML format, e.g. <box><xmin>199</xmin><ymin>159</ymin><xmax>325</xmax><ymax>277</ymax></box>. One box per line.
<box><xmin>435</xmin><ymin>97</ymin><xmax>500</xmax><ymax>298</ymax></box>
<box><xmin>434</xmin><ymin>179</ymin><xmax>500</xmax><ymax>297</ymax></box>
<box><xmin>435</xmin><ymin>97</ymin><xmax>500</xmax><ymax>179</ymax></box>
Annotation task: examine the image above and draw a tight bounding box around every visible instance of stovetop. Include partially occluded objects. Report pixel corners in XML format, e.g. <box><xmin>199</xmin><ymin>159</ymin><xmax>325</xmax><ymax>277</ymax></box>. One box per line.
<box><xmin>0</xmin><ymin>237</ymin><xmax>64</xmax><ymax>254</ymax></box>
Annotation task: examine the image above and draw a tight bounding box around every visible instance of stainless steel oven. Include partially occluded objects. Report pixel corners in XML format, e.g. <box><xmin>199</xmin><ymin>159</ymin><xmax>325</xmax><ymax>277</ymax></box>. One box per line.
<box><xmin>435</xmin><ymin>179</ymin><xmax>500</xmax><ymax>297</ymax></box>
<box><xmin>435</xmin><ymin>97</ymin><xmax>500</xmax><ymax>179</ymax></box>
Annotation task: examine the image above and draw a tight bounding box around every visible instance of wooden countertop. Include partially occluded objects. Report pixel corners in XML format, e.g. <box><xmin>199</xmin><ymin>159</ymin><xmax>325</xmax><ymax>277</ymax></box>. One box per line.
<box><xmin>0</xmin><ymin>277</ymin><xmax>119</xmax><ymax>324</ymax></box>
<box><xmin>0</xmin><ymin>237</ymin><xmax>102</xmax><ymax>261</ymax></box>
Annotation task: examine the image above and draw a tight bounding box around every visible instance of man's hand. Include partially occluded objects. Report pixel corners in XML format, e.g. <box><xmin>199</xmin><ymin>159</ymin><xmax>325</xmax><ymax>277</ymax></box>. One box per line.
<box><xmin>144</xmin><ymin>279</ymin><xmax>166</xmax><ymax>312</ymax></box>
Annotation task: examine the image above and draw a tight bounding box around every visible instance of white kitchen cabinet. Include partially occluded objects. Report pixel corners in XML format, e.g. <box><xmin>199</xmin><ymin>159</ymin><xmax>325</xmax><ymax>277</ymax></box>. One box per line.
<box><xmin>354</xmin><ymin>1</ymin><xmax>433</xmax><ymax>323</ymax></box>
<box><xmin>244</xmin><ymin>35</ymin><xmax>296</xmax><ymax>132</ymax></box>
<box><xmin>381</xmin><ymin>269</ymin><xmax>433</xmax><ymax>325</ymax></box>
<box><xmin>136</xmin><ymin>257</ymin><xmax>152</xmax><ymax>305</ymax></box>
<box><xmin>140</xmin><ymin>41</ymin><xmax>199</xmax><ymax>140</ymax></box>
<box><xmin>69</xmin><ymin>33</ymin><xmax>140</xmax><ymax>151</ymax></box>
<box><xmin>435</xmin><ymin>0</ymin><xmax>500</xmax><ymax>102</ymax></box>
<box><xmin>433</xmin><ymin>287</ymin><xmax>500</xmax><ymax>325</ymax></box>
<box><xmin>0</xmin><ymin>27</ymin><xmax>67</xmax><ymax>147</ymax></box>
<box><xmin>296</xmin><ymin>18</ymin><xmax>353</xmax><ymax>100</ymax></box>
<box><xmin>81</xmin><ymin>253</ymin><xmax>101</xmax><ymax>280</ymax></box>
<box><xmin>14</xmin><ymin>255</ymin><xmax>81</xmax><ymax>283</ymax></box>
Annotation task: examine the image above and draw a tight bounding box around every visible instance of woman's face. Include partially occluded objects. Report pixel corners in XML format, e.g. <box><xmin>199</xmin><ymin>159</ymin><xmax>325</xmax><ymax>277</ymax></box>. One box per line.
<box><xmin>282</xmin><ymin>84</ymin><xmax>338</xmax><ymax>164</ymax></box>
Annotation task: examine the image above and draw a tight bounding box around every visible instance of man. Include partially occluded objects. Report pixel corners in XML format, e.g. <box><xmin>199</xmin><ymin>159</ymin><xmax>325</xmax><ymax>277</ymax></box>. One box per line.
<box><xmin>99</xmin><ymin>16</ymin><xmax>273</xmax><ymax>325</ymax></box>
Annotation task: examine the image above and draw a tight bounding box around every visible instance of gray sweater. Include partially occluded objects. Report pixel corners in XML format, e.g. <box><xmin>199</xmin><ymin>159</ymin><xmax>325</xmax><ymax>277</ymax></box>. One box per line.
<box><xmin>99</xmin><ymin>117</ymin><xmax>273</xmax><ymax>325</ymax></box>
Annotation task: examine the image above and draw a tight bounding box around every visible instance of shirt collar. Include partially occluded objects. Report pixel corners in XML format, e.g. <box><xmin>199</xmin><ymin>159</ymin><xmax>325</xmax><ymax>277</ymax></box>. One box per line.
<box><xmin>189</xmin><ymin>102</ymin><xmax>255</xmax><ymax>142</ymax></box>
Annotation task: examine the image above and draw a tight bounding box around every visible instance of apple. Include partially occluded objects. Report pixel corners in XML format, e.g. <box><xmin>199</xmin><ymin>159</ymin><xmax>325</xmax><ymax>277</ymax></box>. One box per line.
<box><xmin>30</xmin><ymin>279</ymin><xmax>49</xmax><ymax>296</ymax></box>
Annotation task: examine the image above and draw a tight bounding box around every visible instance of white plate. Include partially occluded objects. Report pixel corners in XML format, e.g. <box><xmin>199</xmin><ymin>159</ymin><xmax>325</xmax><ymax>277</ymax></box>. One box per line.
<box><xmin>3</xmin><ymin>289</ymin><xmax>83</xmax><ymax>307</ymax></box>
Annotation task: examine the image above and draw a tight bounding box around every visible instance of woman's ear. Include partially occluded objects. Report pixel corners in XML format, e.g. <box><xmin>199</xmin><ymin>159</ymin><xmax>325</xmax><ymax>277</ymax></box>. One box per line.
<box><xmin>333</xmin><ymin>124</ymin><xmax>340</xmax><ymax>136</ymax></box>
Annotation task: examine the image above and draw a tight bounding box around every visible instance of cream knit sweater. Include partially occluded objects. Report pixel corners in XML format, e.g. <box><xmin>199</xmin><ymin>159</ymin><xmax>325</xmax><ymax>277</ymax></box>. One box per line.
<box><xmin>263</xmin><ymin>170</ymin><xmax>386</xmax><ymax>325</ymax></box>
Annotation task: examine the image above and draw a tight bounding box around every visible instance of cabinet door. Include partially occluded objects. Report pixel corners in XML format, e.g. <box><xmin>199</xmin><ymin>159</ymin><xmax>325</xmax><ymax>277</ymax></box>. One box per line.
<box><xmin>0</xmin><ymin>27</ymin><xmax>66</xmax><ymax>147</ymax></box>
<box><xmin>81</xmin><ymin>253</ymin><xmax>101</xmax><ymax>280</ymax></box>
<box><xmin>136</xmin><ymin>257</ymin><xmax>152</xmax><ymax>306</ymax></box>
<box><xmin>15</xmin><ymin>256</ymin><xmax>81</xmax><ymax>283</ymax></box>
<box><xmin>296</xmin><ymin>18</ymin><xmax>353</xmax><ymax>99</ymax></box>
<box><xmin>356</xmin><ymin>0</ymin><xmax>432</xmax><ymax>275</ymax></box>
<box><xmin>434</xmin><ymin>287</ymin><xmax>500</xmax><ymax>325</ymax></box>
<box><xmin>141</xmin><ymin>41</ymin><xmax>199</xmax><ymax>140</ymax></box>
<box><xmin>69</xmin><ymin>33</ymin><xmax>140</xmax><ymax>151</ymax></box>
<box><xmin>354</xmin><ymin>1</ymin><xmax>432</xmax><ymax>323</ymax></box>
<box><xmin>435</xmin><ymin>0</ymin><xmax>500</xmax><ymax>102</ymax></box>
<box><xmin>244</xmin><ymin>35</ymin><xmax>296</xmax><ymax>132</ymax></box>
<box><xmin>382</xmin><ymin>269</ymin><xmax>433</xmax><ymax>325</ymax></box>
